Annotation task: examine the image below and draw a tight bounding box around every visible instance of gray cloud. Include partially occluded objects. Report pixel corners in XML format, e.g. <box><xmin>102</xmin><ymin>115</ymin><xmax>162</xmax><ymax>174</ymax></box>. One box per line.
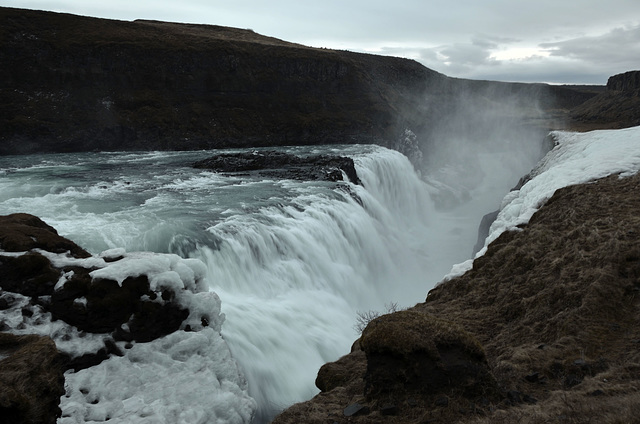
<box><xmin>541</xmin><ymin>25</ymin><xmax>640</xmax><ymax>66</ymax></box>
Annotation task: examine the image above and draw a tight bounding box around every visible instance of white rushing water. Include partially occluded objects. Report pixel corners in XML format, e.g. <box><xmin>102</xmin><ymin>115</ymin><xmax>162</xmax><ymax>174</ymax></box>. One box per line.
<box><xmin>0</xmin><ymin>143</ymin><xmax>537</xmax><ymax>422</ymax></box>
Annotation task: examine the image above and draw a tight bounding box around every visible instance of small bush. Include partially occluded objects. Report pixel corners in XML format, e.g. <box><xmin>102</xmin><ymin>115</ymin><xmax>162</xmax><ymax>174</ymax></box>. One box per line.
<box><xmin>353</xmin><ymin>302</ymin><xmax>399</xmax><ymax>334</ymax></box>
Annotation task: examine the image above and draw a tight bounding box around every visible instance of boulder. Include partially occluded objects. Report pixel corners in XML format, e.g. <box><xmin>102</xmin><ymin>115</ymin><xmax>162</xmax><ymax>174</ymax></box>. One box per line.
<box><xmin>0</xmin><ymin>214</ymin><xmax>190</xmax><ymax>344</ymax></box>
<box><xmin>48</xmin><ymin>272</ymin><xmax>189</xmax><ymax>342</ymax></box>
<box><xmin>0</xmin><ymin>213</ymin><xmax>89</xmax><ymax>257</ymax></box>
<box><xmin>359</xmin><ymin>311</ymin><xmax>500</xmax><ymax>401</ymax></box>
<box><xmin>0</xmin><ymin>333</ymin><xmax>65</xmax><ymax>424</ymax></box>
<box><xmin>315</xmin><ymin>349</ymin><xmax>366</xmax><ymax>393</ymax></box>
<box><xmin>0</xmin><ymin>251</ymin><xmax>61</xmax><ymax>296</ymax></box>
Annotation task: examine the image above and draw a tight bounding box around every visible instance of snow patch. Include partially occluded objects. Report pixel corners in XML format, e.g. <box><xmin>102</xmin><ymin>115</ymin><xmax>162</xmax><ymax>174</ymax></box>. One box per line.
<box><xmin>444</xmin><ymin>125</ymin><xmax>640</xmax><ymax>281</ymax></box>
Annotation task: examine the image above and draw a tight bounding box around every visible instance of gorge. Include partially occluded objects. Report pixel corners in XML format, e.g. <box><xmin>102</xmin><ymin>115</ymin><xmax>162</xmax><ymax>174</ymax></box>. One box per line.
<box><xmin>1</xmin><ymin>6</ymin><xmax>640</xmax><ymax>424</ymax></box>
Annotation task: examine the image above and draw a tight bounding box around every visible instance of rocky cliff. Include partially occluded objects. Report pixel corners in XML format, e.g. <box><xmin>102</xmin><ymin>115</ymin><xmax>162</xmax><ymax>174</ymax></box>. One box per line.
<box><xmin>0</xmin><ymin>7</ymin><xmax>442</xmax><ymax>154</ymax></box>
<box><xmin>569</xmin><ymin>70</ymin><xmax>640</xmax><ymax>130</ymax></box>
<box><xmin>0</xmin><ymin>7</ymin><xmax>599</xmax><ymax>156</ymax></box>
<box><xmin>607</xmin><ymin>70</ymin><xmax>640</xmax><ymax>91</ymax></box>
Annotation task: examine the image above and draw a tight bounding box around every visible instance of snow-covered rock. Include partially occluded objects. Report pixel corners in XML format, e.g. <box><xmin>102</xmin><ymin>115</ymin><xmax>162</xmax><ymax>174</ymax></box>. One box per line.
<box><xmin>0</xmin><ymin>213</ymin><xmax>256</xmax><ymax>423</ymax></box>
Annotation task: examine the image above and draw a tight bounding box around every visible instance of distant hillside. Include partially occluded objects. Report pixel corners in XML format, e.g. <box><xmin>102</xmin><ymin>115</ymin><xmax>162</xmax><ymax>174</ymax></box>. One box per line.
<box><xmin>0</xmin><ymin>7</ymin><xmax>441</xmax><ymax>154</ymax></box>
<box><xmin>0</xmin><ymin>7</ymin><xmax>602</xmax><ymax>156</ymax></box>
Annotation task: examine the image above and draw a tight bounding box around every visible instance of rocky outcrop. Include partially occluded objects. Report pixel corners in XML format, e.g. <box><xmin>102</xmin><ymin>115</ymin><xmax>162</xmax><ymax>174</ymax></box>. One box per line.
<box><xmin>193</xmin><ymin>151</ymin><xmax>361</xmax><ymax>184</ymax></box>
<box><xmin>0</xmin><ymin>213</ymin><xmax>89</xmax><ymax>258</ymax></box>
<box><xmin>472</xmin><ymin>210</ymin><xmax>499</xmax><ymax>256</ymax></box>
<box><xmin>0</xmin><ymin>214</ymin><xmax>189</xmax><ymax>347</ymax></box>
<box><xmin>273</xmin><ymin>172</ymin><xmax>640</xmax><ymax>423</ymax></box>
<box><xmin>607</xmin><ymin>70</ymin><xmax>640</xmax><ymax>91</ymax></box>
<box><xmin>0</xmin><ymin>213</ymin><xmax>223</xmax><ymax>422</ymax></box>
<box><xmin>0</xmin><ymin>333</ymin><xmax>65</xmax><ymax>424</ymax></box>
<box><xmin>568</xmin><ymin>70</ymin><xmax>640</xmax><ymax>130</ymax></box>
<box><xmin>360</xmin><ymin>311</ymin><xmax>500</xmax><ymax>402</ymax></box>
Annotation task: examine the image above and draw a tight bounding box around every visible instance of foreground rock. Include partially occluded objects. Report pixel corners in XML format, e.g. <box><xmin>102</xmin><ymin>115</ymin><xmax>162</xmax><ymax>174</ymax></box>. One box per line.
<box><xmin>0</xmin><ymin>333</ymin><xmax>65</xmax><ymax>424</ymax></box>
<box><xmin>0</xmin><ymin>212</ymin><xmax>255</xmax><ymax>422</ymax></box>
<box><xmin>360</xmin><ymin>311</ymin><xmax>500</xmax><ymax>403</ymax></box>
<box><xmin>273</xmin><ymin>172</ymin><xmax>640</xmax><ymax>423</ymax></box>
<box><xmin>0</xmin><ymin>214</ymin><xmax>190</xmax><ymax>348</ymax></box>
<box><xmin>193</xmin><ymin>151</ymin><xmax>361</xmax><ymax>184</ymax></box>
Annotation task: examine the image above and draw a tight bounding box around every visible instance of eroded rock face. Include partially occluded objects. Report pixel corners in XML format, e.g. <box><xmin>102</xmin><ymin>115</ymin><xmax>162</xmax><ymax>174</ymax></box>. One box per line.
<box><xmin>569</xmin><ymin>71</ymin><xmax>640</xmax><ymax>129</ymax></box>
<box><xmin>0</xmin><ymin>333</ymin><xmax>65</xmax><ymax>424</ymax></box>
<box><xmin>607</xmin><ymin>70</ymin><xmax>640</xmax><ymax>91</ymax></box>
<box><xmin>0</xmin><ymin>7</ymin><xmax>446</xmax><ymax>154</ymax></box>
<box><xmin>0</xmin><ymin>213</ymin><xmax>218</xmax><ymax>421</ymax></box>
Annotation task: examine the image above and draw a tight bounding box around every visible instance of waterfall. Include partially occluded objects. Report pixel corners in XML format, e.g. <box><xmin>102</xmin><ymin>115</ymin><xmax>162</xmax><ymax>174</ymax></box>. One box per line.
<box><xmin>194</xmin><ymin>148</ymin><xmax>437</xmax><ymax>421</ymax></box>
<box><xmin>0</xmin><ymin>145</ymin><xmax>494</xmax><ymax>423</ymax></box>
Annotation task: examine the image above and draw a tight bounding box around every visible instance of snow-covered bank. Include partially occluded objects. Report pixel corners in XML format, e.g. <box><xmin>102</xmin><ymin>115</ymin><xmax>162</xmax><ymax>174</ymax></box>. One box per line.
<box><xmin>1</xmin><ymin>243</ymin><xmax>256</xmax><ymax>423</ymax></box>
<box><xmin>445</xmin><ymin>125</ymin><xmax>640</xmax><ymax>280</ymax></box>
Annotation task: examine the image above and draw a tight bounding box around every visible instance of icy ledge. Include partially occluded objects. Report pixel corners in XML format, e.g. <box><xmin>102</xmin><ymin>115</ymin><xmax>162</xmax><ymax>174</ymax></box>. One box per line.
<box><xmin>444</xmin><ymin>125</ymin><xmax>640</xmax><ymax>281</ymax></box>
<box><xmin>1</xmin><ymin>243</ymin><xmax>256</xmax><ymax>423</ymax></box>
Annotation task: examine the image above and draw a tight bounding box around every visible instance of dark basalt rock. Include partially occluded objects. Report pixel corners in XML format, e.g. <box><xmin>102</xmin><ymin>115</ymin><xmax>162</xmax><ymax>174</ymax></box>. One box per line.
<box><xmin>472</xmin><ymin>210</ymin><xmax>499</xmax><ymax>256</ymax></box>
<box><xmin>0</xmin><ymin>213</ymin><xmax>90</xmax><ymax>257</ymax></box>
<box><xmin>315</xmin><ymin>349</ymin><xmax>366</xmax><ymax>392</ymax></box>
<box><xmin>48</xmin><ymin>272</ymin><xmax>189</xmax><ymax>342</ymax></box>
<box><xmin>568</xmin><ymin>70</ymin><xmax>640</xmax><ymax>129</ymax></box>
<box><xmin>193</xmin><ymin>151</ymin><xmax>361</xmax><ymax>184</ymax></box>
<box><xmin>0</xmin><ymin>333</ymin><xmax>65</xmax><ymax>424</ymax></box>
<box><xmin>60</xmin><ymin>339</ymin><xmax>124</xmax><ymax>373</ymax></box>
<box><xmin>0</xmin><ymin>7</ymin><xmax>445</xmax><ymax>154</ymax></box>
<box><xmin>0</xmin><ymin>7</ymin><xmax>604</xmax><ymax>156</ymax></box>
<box><xmin>0</xmin><ymin>213</ymin><xmax>191</xmax><ymax>349</ymax></box>
<box><xmin>607</xmin><ymin>70</ymin><xmax>640</xmax><ymax>91</ymax></box>
<box><xmin>343</xmin><ymin>403</ymin><xmax>369</xmax><ymax>417</ymax></box>
<box><xmin>0</xmin><ymin>212</ymin><xmax>206</xmax><ymax>421</ymax></box>
<box><xmin>0</xmin><ymin>252</ymin><xmax>61</xmax><ymax>297</ymax></box>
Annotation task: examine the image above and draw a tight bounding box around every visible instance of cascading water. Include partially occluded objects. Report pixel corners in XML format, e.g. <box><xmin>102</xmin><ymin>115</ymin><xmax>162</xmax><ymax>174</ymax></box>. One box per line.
<box><xmin>199</xmin><ymin>147</ymin><xmax>439</xmax><ymax>420</ymax></box>
<box><xmin>0</xmin><ymin>143</ymin><xmax>533</xmax><ymax>422</ymax></box>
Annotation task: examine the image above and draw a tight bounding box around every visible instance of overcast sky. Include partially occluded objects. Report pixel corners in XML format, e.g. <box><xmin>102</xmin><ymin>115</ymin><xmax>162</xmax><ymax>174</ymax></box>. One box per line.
<box><xmin>3</xmin><ymin>0</ymin><xmax>640</xmax><ymax>84</ymax></box>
